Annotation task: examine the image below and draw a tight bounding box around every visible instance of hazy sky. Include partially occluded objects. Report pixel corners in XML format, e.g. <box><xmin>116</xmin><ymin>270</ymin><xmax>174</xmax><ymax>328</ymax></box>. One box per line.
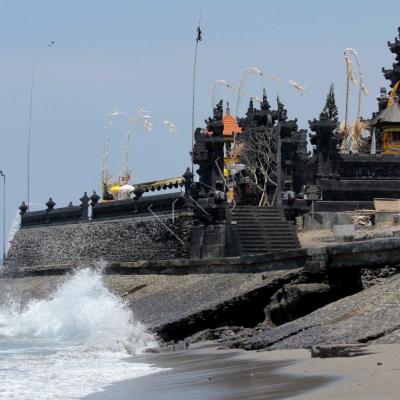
<box><xmin>1</xmin><ymin>0</ymin><xmax>400</xmax><ymax>250</ymax></box>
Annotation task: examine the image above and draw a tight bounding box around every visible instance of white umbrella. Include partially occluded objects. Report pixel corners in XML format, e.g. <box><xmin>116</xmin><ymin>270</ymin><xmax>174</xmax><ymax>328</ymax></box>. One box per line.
<box><xmin>120</xmin><ymin>184</ymin><xmax>135</xmax><ymax>193</ymax></box>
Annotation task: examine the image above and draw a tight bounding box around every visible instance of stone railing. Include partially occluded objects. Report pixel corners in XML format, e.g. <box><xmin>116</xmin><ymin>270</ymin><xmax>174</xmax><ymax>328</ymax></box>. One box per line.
<box><xmin>19</xmin><ymin>191</ymin><xmax>190</xmax><ymax>228</ymax></box>
<box><xmin>91</xmin><ymin>192</ymin><xmax>187</xmax><ymax>221</ymax></box>
<box><xmin>18</xmin><ymin>167</ymin><xmax>195</xmax><ymax>228</ymax></box>
<box><xmin>19</xmin><ymin>193</ymin><xmax>92</xmax><ymax>228</ymax></box>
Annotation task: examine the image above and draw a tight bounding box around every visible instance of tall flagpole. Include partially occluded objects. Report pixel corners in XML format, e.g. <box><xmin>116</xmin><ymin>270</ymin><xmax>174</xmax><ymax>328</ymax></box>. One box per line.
<box><xmin>191</xmin><ymin>2</ymin><xmax>203</xmax><ymax>174</ymax></box>
<box><xmin>0</xmin><ymin>170</ymin><xmax>5</xmax><ymax>266</ymax></box>
<box><xmin>26</xmin><ymin>41</ymin><xmax>55</xmax><ymax>209</ymax></box>
<box><xmin>27</xmin><ymin>63</ymin><xmax>35</xmax><ymax>210</ymax></box>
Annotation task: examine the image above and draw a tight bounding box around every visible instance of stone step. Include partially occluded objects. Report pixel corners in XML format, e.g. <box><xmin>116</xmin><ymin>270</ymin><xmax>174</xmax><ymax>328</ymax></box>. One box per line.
<box><xmin>237</xmin><ymin>232</ymin><xmax>297</xmax><ymax>238</ymax></box>
<box><xmin>231</xmin><ymin>206</ymin><xmax>299</xmax><ymax>254</ymax></box>
<box><xmin>238</xmin><ymin>233</ymin><xmax>297</xmax><ymax>238</ymax></box>
<box><xmin>235</xmin><ymin>213</ymin><xmax>285</xmax><ymax>217</ymax></box>
<box><xmin>238</xmin><ymin>236</ymin><xmax>298</xmax><ymax>242</ymax></box>
<box><xmin>240</xmin><ymin>241</ymin><xmax>271</xmax><ymax>245</ymax></box>
<box><xmin>236</xmin><ymin>226</ymin><xmax>295</xmax><ymax>231</ymax></box>
<box><xmin>234</xmin><ymin>220</ymin><xmax>287</xmax><ymax>224</ymax></box>
<box><xmin>237</xmin><ymin>229</ymin><xmax>296</xmax><ymax>233</ymax></box>
<box><xmin>242</xmin><ymin>243</ymin><xmax>299</xmax><ymax>248</ymax></box>
<box><xmin>242</xmin><ymin>235</ymin><xmax>299</xmax><ymax>239</ymax></box>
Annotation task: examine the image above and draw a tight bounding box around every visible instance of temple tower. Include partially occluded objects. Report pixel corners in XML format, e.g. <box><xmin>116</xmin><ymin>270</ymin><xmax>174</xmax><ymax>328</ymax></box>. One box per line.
<box><xmin>382</xmin><ymin>27</ymin><xmax>400</xmax><ymax>92</ymax></box>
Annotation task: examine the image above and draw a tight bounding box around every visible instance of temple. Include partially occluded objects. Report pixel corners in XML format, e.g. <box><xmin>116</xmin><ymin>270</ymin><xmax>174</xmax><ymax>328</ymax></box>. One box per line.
<box><xmin>192</xmin><ymin>27</ymin><xmax>400</xmax><ymax>208</ymax></box>
<box><xmin>11</xmin><ymin>26</ymin><xmax>400</xmax><ymax>263</ymax></box>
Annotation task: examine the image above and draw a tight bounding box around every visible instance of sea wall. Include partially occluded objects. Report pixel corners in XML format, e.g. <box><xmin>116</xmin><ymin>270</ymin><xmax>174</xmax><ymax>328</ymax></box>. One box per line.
<box><xmin>6</xmin><ymin>214</ymin><xmax>193</xmax><ymax>270</ymax></box>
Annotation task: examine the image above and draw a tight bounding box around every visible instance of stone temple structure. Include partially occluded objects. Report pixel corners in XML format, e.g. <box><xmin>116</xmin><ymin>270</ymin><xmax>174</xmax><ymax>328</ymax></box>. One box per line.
<box><xmin>6</xmin><ymin>27</ymin><xmax>400</xmax><ymax>266</ymax></box>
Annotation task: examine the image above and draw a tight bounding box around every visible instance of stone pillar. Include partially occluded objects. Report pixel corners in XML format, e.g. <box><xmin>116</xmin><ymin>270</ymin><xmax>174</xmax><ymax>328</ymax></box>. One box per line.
<box><xmin>189</xmin><ymin>225</ymin><xmax>205</xmax><ymax>259</ymax></box>
<box><xmin>201</xmin><ymin>224</ymin><xmax>226</xmax><ymax>259</ymax></box>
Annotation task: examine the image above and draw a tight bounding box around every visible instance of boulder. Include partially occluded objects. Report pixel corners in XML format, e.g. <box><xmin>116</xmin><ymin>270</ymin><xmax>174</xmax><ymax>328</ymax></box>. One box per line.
<box><xmin>265</xmin><ymin>283</ymin><xmax>332</xmax><ymax>325</ymax></box>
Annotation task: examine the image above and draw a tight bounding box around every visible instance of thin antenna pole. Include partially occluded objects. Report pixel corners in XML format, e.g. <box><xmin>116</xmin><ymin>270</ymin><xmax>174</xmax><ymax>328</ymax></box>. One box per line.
<box><xmin>191</xmin><ymin>1</ymin><xmax>204</xmax><ymax>175</ymax></box>
<box><xmin>27</xmin><ymin>63</ymin><xmax>35</xmax><ymax>210</ymax></box>
<box><xmin>0</xmin><ymin>170</ymin><xmax>5</xmax><ymax>265</ymax></box>
<box><xmin>26</xmin><ymin>42</ymin><xmax>55</xmax><ymax>207</ymax></box>
<box><xmin>344</xmin><ymin>57</ymin><xmax>350</xmax><ymax>135</ymax></box>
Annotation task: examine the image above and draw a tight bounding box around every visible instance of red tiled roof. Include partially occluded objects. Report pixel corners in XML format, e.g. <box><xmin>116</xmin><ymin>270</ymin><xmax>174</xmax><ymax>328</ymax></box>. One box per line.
<box><xmin>223</xmin><ymin>114</ymin><xmax>242</xmax><ymax>136</ymax></box>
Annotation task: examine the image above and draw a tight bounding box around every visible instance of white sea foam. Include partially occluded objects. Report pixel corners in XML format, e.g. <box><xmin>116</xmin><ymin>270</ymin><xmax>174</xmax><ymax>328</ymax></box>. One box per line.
<box><xmin>0</xmin><ymin>268</ymin><xmax>163</xmax><ymax>399</ymax></box>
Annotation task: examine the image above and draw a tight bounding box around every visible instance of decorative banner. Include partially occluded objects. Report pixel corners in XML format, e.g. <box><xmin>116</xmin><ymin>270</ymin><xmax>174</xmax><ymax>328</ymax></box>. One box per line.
<box><xmin>344</xmin><ymin>48</ymin><xmax>368</xmax><ymax>93</ymax></box>
<box><xmin>288</xmin><ymin>80</ymin><xmax>306</xmax><ymax>93</ymax></box>
<box><xmin>342</xmin><ymin>47</ymin><xmax>368</xmax><ymax>148</ymax></box>
<box><xmin>212</xmin><ymin>79</ymin><xmax>235</xmax><ymax>109</ymax></box>
<box><xmin>163</xmin><ymin>120</ymin><xmax>177</xmax><ymax>134</ymax></box>
<box><xmin>138</xmin><ymin>108</ymin><xmax>151</xmax><ymax>119</ymax></box>
<box><xmin>236</xmin><ymin>66</ymin><xmax>264</xmax><ymax>116</ymax></box>
<box><xmin>138</xmin><ymin>108</ymin><xmax>153</xmax><ymax>131</ymax></box>
<box><xmin>143</xmin><ymin>119</ymin><xmax>153</xmax><ymax>131</ymax></box>
<box><xmin>251</xmin><ymin>95</ymin><xmax>263</xmax><ymax>105</ymax></box>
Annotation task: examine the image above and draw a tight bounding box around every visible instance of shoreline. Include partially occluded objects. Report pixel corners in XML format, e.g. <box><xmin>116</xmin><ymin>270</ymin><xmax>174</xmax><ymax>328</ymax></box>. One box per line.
<box><xmin>84</xmin><ymin>343</ymin><xmax>400</xmax><ymax>400</ymax></box>
<box><xmin>84</xmin><ymin>343</ymin><xmax>333</xmax><ymax>400</ymax></box>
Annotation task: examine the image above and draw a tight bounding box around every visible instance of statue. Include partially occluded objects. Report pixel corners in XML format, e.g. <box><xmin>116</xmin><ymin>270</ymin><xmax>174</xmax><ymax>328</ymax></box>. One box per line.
<box><xmin>182</xmin><ymin>167</ymin><xmax>194</xmax><ymax>196</ymax></box>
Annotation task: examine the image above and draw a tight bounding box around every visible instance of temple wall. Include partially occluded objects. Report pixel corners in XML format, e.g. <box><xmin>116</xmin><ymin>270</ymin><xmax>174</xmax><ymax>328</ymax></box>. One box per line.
<box><xmin>5</xmin><ymin>215</ymin><xmax>193</xmax><ymax>270</ymax></box>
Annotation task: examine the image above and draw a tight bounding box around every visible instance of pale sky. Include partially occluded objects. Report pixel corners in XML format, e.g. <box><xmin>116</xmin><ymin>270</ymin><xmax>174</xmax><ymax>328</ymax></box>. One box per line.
<box><xmin>1</xmin><ymin>0</ymin><xmax>400</xmax><ymax>252</ymax></box>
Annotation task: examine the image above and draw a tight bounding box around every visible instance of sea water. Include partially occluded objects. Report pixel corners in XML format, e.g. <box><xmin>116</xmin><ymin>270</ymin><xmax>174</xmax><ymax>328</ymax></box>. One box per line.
<box><xmin>0</xmin><ymin>268</ymin><xmax>163</xmax><ymax>399</ymax></box>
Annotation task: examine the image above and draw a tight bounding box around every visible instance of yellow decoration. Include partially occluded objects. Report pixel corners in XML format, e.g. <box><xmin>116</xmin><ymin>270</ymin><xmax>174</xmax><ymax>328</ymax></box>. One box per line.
<box><xmin>388</xmin><ymin>80</ymin><xmax>400</xmax><ymax>108</ymax></box>
<box><xmin>227</xmin><ymin>188</ymin><xmax>234</xmax><ymax>203</ymax></box>
<box><xmin>109</xmin><ymin>184</ymin><xmax>121</xmax><ymax>193</ymax></box>
<box><xmin>383</xmin><ymin>127</ymin><xmax>400</xmax><ymax>154</ymax></box>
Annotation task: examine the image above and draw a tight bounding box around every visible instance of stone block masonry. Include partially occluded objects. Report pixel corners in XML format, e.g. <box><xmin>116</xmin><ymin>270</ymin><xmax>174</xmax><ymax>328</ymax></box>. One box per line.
<box><xmin>5</xmin><ymin>215</ymin><xmax>193</xmax><ymax>270</ymax></box>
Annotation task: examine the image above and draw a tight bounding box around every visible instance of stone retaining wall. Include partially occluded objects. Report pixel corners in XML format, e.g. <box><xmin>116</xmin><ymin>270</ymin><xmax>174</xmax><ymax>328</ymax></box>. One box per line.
<box><xmin>5</xmin><ymin>215</ymin><xmax>193</xmax><ymax>269</ymax></box>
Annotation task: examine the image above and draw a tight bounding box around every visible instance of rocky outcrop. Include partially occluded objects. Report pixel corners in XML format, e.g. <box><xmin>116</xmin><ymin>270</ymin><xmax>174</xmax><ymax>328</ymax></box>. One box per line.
<box><xmin>265</xmin><ymin>283</ymin><xmax>332</xmax><ymax>325</ymax></box>
<box><xmin>0</xmin><ymin>269</ymin><xmax>301</xmax><ymax>341</ymax></box>
<box><xmin>311</xmin><ymin>344</ymin><xmax>369</xmax><ymax>358</ymax></box>
<box><xmin>5</xmin><ymin>235</ymin><xmax>400</xmax><ymax>350</ymax></box>
<box><xmin>229</xmin><ymin>272</ymin><xmax>400</xmax><ymax>351</ymax></box>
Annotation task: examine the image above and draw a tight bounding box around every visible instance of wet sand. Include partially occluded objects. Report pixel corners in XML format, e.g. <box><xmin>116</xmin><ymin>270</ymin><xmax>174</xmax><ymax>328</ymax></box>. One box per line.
<box><xmin>281</xmin><ymin>344</ymin><xmax>400</xmax><ymax>400</ymax></box>
<box><xmin>85</xmin><ymin>344</ymin><xmax>333</xmax><ymax>400</ymax></box>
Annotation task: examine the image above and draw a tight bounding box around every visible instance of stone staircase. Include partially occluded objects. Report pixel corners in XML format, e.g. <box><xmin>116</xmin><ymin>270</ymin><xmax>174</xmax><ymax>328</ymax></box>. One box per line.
<box><xmin>230</xmin><ymin>206</ymin><xmax>300</xmax><ymax>255</ymax></box>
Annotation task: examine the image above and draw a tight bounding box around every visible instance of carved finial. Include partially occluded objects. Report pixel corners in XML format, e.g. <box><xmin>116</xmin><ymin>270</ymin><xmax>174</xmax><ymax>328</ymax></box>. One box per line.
<box><xmin>213</xmin><ymin>100</ymin><xmax>223</xmax><ymax>120</ymax></box>
<box><xmin>19</xmin><ymin>201</ymin><xmax>28</xmax><ymax>215</ymax></box>
<box><xmin>261</xmin><ymin>88</ymin><xmax>270</xmax><ymax>110</ymax></box>
<box><xmin>248</xmin><ymin>98</ymin><xmax>254</xmax><ymax>113</ymax></box>
<box><xmin>226</xmin><ymin>101</ymin><xmax>230</xmax><ymax>116</ymax></box>
<box><xmin>90</xmin><ymin>190</ymin><xmax>100</xmax><ymax>207</ymax></box>
<box><xmin>46</xmin><ymin>197</ymin><xmax>56</xmax><ymax>211</ymax></box>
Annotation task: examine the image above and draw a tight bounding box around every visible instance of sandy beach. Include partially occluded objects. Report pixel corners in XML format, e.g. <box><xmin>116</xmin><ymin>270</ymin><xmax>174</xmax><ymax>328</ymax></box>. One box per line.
<box><xmin>84</xmin><ymin>344</ymin><xmax>331</xmax><ymax>400</ymax></box>
<box><xmin>84</xmin><ymin>343</ymin><xmax>400</xmax><ymax>400</ymax></box>
<box><xmin>280</xmin><ymin>344</ymin><xmax>400</xmax><ymax>400</ymax></box>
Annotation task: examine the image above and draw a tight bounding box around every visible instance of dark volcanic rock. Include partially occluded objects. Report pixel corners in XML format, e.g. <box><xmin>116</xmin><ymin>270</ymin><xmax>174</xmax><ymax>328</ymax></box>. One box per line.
<box><xmin>231</xmin><ymin>273</ymin><xmax>400</xmax><ymax>351</ymax></box>
<box><xmin>361</xmin><ymin>265</ymin><xmax>400</xmax><ymax>288</ymax></box>
<box><xmin>311</xmin><ymin>344</ymin><xmax>369</xmax><ymax>358</ymax></box>
<box><xmin>188</xmin><ymin>326</ymin><xmax>248</xmax><ymax>344</ymax></box>
<box><xmin>265</xmin><ymin>283</ymin><xmax>331</xmax><ymax>325</ymax></box>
